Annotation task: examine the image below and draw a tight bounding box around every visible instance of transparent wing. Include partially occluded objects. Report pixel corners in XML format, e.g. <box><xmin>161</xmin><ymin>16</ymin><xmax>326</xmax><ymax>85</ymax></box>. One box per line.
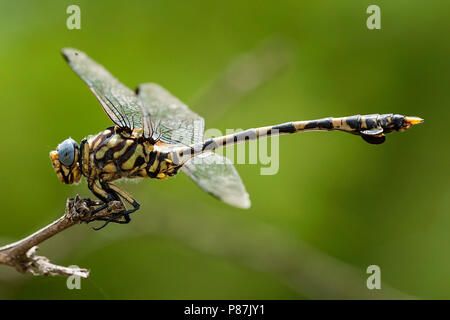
<box><xmin>136</xmin><ymin>83</ymin><xmax>204</xmax><ymax>144</ymax></box>
<box><xmin>62</xmin><ymin>48</ymin><xmax>143</xmax><ymax>130</ymax></box>
<box><xmin>181</xmin><ymin>152</ymin><xmax>251</xmax><ymax>209</ymax></box>
<box><xmin>137</xmin><ymin>82</ymin><xmax>250</xmax><ymax>208</ymax></box>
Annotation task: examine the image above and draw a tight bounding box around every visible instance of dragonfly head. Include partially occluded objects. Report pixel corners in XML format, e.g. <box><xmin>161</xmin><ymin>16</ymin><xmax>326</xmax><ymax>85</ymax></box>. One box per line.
<box><xmin>50</xmin><ymin>138</ymin><xmax>82</xmax><ymax>184</ymax></box>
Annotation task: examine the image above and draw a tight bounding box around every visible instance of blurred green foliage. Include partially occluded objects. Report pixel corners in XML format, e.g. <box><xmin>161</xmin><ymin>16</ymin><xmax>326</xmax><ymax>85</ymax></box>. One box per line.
<box><xmin>0</xmin><ymin>0</ymin><xmax>449</xmax><ymax>299</ymax></box>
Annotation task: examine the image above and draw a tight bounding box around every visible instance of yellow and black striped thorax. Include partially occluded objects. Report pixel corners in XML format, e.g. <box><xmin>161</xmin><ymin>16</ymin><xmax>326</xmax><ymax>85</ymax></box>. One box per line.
<box><xmin>80</xmin><ymin>126</ymin><xmax>181</xmax><ymax>182</ymax></box>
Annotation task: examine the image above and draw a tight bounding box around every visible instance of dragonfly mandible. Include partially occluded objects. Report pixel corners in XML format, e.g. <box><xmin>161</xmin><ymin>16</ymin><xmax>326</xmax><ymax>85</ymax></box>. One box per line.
<box><xmin>50</xmin><ymin>48</ymin><xmax>424</xmax><ymax>230</ymax></box>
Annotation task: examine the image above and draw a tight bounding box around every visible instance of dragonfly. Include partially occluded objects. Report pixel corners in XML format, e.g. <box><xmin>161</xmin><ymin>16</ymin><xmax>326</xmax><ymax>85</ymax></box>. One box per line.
<box><xmin>50</xmin><ymin>48</ymin><xmax>424</xmax><ymax>230</ymax></box>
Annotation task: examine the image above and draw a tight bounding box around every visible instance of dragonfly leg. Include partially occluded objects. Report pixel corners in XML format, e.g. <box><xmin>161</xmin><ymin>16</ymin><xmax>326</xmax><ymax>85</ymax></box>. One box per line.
<box><xmin>92</xmin><ymin>212</ymin><xmax>131</xmax><ymax>231</ymax></box>
<box><xmin>88</xmin><ymin>180</ymin><xmax>114</xmax><ymax>215</ymax></box>
<box><xmin>106</xmin><ymin>182</ymin><xmax>140</xmax><ymax>213</ymax></box>
<box><xmin>88</xmin><ymin>180</ymin><xmax>140</xmax><ymax>230</ymax></box>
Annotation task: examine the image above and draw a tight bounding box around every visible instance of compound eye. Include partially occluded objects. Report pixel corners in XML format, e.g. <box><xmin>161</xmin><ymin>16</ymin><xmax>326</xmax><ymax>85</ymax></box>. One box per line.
<box><xmin>57</xmin><ymin>138</ymin><xmax>77</xmax><ymax>167</ymax></box>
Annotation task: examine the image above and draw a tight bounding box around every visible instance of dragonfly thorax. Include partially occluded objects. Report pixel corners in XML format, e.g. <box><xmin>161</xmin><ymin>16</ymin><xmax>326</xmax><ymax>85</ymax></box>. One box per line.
<box><xmin>79</xmin><ymin>127</ymin><xmax>181</xmax><ymax>183</ymax></box>
<box><xmin>50</xmin><ymin>138</ymin><xmax>82</xmax><ymax>184</ymax></box>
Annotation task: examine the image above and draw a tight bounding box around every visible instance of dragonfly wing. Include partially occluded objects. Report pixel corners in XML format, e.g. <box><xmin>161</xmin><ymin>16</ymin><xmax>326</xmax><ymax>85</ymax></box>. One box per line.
<box><xmin>62</xmin><ymin>48</ymin><xmax>143</xmax><ymax>130</ymax></box>
<box><xmin>136</xmin><ymin>83</ymin><xmax>204</xmax><ymax>145</ymax></box>
<box><xmin>181</xmin><ymin>152</ymin><xmax>251</xmax><ymax>209</ymax></box>
<box><xmin>137</xmin><ymin>83</ymin><xmax>249</xmax><ymax>208</ymax></box>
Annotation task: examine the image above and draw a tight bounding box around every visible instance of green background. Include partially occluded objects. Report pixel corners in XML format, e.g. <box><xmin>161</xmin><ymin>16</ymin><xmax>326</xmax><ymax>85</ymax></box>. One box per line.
<box><xmin>0</xmin><ymin>0</ymin><xmax>448</xmax><ymax>299</ymax></box>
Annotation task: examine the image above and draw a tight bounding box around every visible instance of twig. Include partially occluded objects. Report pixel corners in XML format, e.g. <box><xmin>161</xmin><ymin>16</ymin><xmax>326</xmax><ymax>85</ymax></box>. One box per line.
<box><xmin>0</xmin><ymin>195</ymin><xmax>124</xmax><ymax>278</ymax></box>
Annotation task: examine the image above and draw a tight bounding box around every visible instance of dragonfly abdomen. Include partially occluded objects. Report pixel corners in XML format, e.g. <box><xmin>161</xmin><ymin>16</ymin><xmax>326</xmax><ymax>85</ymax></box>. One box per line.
<box><xmin>293</xmin><ymin>114</ymin><xmax>387</xmax><ymax>132</ymax></box>
<box><xmin>175</xmin><ymin>113</ymin><xmax>423</xmax><ymax>163</ymax></box>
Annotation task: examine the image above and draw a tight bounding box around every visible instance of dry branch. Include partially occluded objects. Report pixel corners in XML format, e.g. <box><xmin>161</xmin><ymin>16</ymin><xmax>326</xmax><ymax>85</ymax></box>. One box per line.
<box><xmin>0</xmin><ymin>195</ymin><xmax>124</xmax><ymax>278</ymax></box>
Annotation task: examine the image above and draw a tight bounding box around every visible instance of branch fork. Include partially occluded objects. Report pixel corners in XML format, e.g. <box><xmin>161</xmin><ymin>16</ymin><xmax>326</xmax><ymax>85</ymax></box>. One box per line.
<box><xmin>0</xmin><ymin>195</ymin><xmax>125</xmax><ymax>278</ymax></box>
